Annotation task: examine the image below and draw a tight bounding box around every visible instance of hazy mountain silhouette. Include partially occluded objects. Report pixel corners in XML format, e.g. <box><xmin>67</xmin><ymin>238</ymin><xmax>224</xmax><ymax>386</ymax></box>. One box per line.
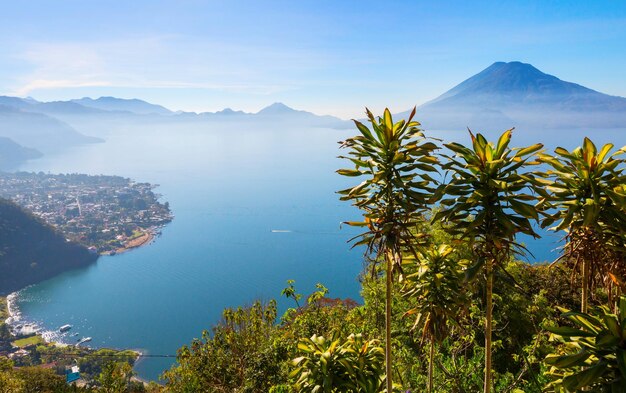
<box><xmin>175</xmin><ymin>102</ymin><xmax>349</xmax><ymax>127</ymax></box>
<box><xmin>256</xmin><ymin>102</ymin><xmax>297</xmax><ymax>115</ymax></box>
<box><xmin>0</xmin><ymin>95</ymin><xmax>171</xmax><ymax>116</ymax></box>
<box><xmin>0</xmin><ymin>137</ymin><xmax>42</xmax><ymax>170</ymax></box>
<box><xmin>0</xmin><ymin>105</ymin><xmax>103</xmax><ymax>153</ymax></box>
<box><xmin>72</xmin><ymin>96</ymin><xmax>173</xmax><ymax>115</ymax></box>
<box><xmin>404</xmin><ymin>61</ymin><xmax>626</xmax><ymax>130</ymax></box>
<box><xmin>254</xmin><ymin>102</ymin><xmax>350</xmax><ymax>127</ymax></box>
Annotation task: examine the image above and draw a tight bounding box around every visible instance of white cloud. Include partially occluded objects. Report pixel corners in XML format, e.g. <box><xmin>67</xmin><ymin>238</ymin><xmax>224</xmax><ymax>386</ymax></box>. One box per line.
<box><xmin>13</xmin><ymin>79</ymin><xmax>112</xmax><ymax>96</ymax></box>
<box><xmin>8</xmin><ymin>35</ymin><xmax>325</xmax><ymax>97</ymax></box>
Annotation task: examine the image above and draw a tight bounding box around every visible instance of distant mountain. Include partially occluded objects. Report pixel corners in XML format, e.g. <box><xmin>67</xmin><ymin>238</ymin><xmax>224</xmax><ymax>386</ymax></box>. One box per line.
<box><xmin>0</xmin><ymin>137</ymin><xmax>42</xmax><ymax>170</ymax></box>
<box><xmin>256</xmin><ymin>102</ymin><xmax>296</xmax><ymax>115</ymax></box>
<box><xmin>0</xmin><ymin>95</ymin><xmax>350</xmax><ymax>129</ymax></box>
<box><xmin>254</xmin><ymin>102</ymin><xmax>351</xmax><ymax>128</ymax></box>
<box><xmin>196</xmin><ymin>107</ymin><xmax>251</xmax><ymax>118</ymax></box>
<box><xmin>174</xmin><ymin>102</ymin><xmax>349</xmax><ymax>128</ymax></box>
<box><xmin>0</xmin><ymin>105</ymin><xmax>102</xmax><ymax>153</ymax></box>
<box><xmin>406</xmin><ymin>61</ymin><xmax>626</xmax><ymax>130</ymax></box>
<box><xmin>71</xmin><ymin>96</ymin><xmax>173</xmax><ymax>115</ymax></box>
<box><xmin>0</xmin><ymin>198</ymin><xmax>97</xmax><ymax>295</ymax></box>
<box><xmin>0</xmin><ymin>96</ymin><xmax>108</xmax><ymax>115</ymax></box>
<box><xmin>0</xmin><ymin>95</ymin><xmax>172</xmax><ymax>116</ymax></box>
<box><xmin>0</xmin><ymin>96</ymin><xmax>34</xmax><ymax>110</ymax></box>
<box><xmin>34</xmin><ymin>100</ymin><xmax>107</xmax><ymax>115</ymax></box>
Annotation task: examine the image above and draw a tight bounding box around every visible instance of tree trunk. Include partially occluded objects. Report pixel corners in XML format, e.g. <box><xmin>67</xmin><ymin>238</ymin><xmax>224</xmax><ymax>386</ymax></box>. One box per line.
<box><xmin>428</xmin><ymin>339</ymin><xmax>435</xmax><ymax>393</ymax></box>
<box><xmin>484</xmin><ymin>258</ymin><xmax>493</xmax><ymax>393</ymax></box>
<box><xmin>581</xmin><ymin>259</ymin><xmax>589</xmax><ymax>313</ymax></box>
<box><xmin>385</xmin><ymin>249</ymin><xmax>394</xmax><ymax>393</ymax></box>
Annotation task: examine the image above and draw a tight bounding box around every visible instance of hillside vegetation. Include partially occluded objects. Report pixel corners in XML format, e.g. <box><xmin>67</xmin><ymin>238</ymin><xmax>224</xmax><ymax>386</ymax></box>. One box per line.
<box><xmin>0</xmin><ymin>198</ymin><xmax>98</xmax><ymax>294</ymax></box>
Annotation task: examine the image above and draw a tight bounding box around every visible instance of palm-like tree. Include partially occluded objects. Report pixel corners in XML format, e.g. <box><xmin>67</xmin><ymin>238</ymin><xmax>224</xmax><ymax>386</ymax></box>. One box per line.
<box><xmin>433</xmin><ymin>129</ymin><xmax>543</xmax><ymax>393</ymax></box>
<box><xmin>402</xmin><ymin>244</ymin><xmax>468</xmax><ymax>393</ymax></box>
<box><xmin>537</xmin><ymin>138</ymin><xmax>626</xmax><ymax>312</ymax></box>
<box><xmin>338</xmin><ymin>107</ymin><xmax>439</xmax><ymax>392</ymax></box>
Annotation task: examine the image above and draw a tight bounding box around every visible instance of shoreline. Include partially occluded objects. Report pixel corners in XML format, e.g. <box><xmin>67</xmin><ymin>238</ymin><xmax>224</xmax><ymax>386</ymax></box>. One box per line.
<box><xmin>3</xmin><ymin>222</ymin><xmax>170</xmax><ymax>382</ymax></box>
<box><xmin>5</xmin><ymin>293</ymin><xmax>146</xmax><ymax>378</ymax></box>
<box><xmin>5</xmin><ymin>292</ymin><xmax>19</xmax><ymax>326</ymax></box>
<box><xmin>114</xmin><ymin>231</ymin><xmax>154</xmax><ymax>255</ymax></box>
<box><xmin>100</xmin><ymin>227</ymin><xmax>160</xmax><ymax>256</ymax></box>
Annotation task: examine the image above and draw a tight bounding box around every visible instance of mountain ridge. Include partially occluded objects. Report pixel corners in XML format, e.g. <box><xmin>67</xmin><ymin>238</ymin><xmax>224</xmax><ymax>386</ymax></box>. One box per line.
<box><xmin>71</xmin><ymin>96</ymin><xmax>173</xmax><ymax>115</ymax></box>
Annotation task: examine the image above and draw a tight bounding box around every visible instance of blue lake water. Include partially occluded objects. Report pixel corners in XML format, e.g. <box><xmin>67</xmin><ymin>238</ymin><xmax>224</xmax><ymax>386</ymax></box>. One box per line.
<box><xmin>11</xmin><ymin>118</ymin><xmax>626</xmax><ymax>380</ymax></box>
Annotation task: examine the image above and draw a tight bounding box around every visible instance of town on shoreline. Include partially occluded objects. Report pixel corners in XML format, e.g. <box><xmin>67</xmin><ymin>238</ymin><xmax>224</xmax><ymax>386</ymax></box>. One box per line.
<box><xmin>0</xmin><ymin>172</ymin><xmax>173</xmax><ymax>255</ymax></box>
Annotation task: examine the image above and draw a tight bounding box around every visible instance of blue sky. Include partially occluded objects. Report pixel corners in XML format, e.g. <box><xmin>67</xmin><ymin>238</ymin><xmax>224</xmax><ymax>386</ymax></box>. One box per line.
<box><xmin>1</xmin><ymin>1</ymin><xmax>625</xmax><ymax>118</ymax></box>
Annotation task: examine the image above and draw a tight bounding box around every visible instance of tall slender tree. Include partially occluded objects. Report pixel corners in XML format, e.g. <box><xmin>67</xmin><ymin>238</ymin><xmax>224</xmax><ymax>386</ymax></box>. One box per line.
<box><xmin>402</xmin><ymin>244</ymin><xmax>468</xmax><ymax>393</ymax></box>
<box><xmin>536</xmin><ymin>138</ymin><xmax>626</xmax><ymax>312</ymax></box>
<box><xmin>338</xmin><ymin>107</ymin><xmax>439</xmax><ymax>392</ymax></box>
<box><xmin>433</xmin><ymin>129</ymin><xmax>543</xmax><ymax>393</ymax></box>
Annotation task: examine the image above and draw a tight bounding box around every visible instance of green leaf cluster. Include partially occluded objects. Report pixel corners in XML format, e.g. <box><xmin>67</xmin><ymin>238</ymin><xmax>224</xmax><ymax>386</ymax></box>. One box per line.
<box><xmin>291</xmin><ymin>333</ymin><xmax>385</xmax><ymax>393</ymax></box>
<box><xmin>434</xmin><ymin>129</ymin><xmax>543</xmax><ymax>256</ymax></box>
<box><xmin>337</xmin><ymin>107</ymin><xmax>439</xmax><ymax>264</ymax></box>
<box><xmin>544</xmin><ymin>296</ymin><xmax>626</xmax><ymax>392</ymax></box>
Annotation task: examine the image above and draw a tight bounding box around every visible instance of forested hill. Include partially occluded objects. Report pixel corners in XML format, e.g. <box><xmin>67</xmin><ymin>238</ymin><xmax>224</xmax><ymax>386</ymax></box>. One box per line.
<box><xmin>0</xmin><ymin>198</ymin><xmax>98</xmax><ymax>294</ymax></box>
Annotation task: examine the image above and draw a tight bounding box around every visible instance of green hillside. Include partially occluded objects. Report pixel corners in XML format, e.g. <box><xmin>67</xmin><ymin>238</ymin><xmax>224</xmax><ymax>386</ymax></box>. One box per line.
<box><xmin>0</xmin><ymin>198</ymin><xmax>98</xmax><ymax>295</ymax></box>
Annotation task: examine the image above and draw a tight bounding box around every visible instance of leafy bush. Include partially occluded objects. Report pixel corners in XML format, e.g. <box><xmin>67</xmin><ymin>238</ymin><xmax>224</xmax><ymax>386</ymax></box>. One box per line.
<box><xmin>291</xmin><ymin>333</ymin><xmax>385</xmax><ymax>393</ymax></box>
<box><xmin>544</xmin><ymin>296</ymin><xmax>626</xmax><ymax>392</ymax></box>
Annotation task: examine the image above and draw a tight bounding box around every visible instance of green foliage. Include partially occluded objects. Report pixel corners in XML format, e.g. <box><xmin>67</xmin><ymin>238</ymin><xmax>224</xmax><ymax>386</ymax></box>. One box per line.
<box><xmin>337</xmin><ymin>107</ymin><xmax>439</xmax><ymax>267</ymax></box>
<box><xmin>434</xmin><ymin>129</ymin><xmax>543</xmax><ymax>255</ymax></box>
<box><xmin>308</xmin><ymin>283</ymin><xmax>329</xmax><ymax>305</ymax></box>
<box><xmin>15</xmin><ymin>366</ymin><xmax>68</xmax><ymax>393</ymax></box>
<box><xmin>282</xmin><ymin>279</ymin><xmax>302</xmax><ymax>308</ymax></box>
<box><xmin>537</xmin><ymin>138</ymin><xmax>626</xmax><ymax>310</ymax></box>
<box><xmin>0</xmin><ymin>198</ymin><xmax>97</xmax><ymax>294</ymax></box>
<box><xmin>338</xmin><ymin>107</ymin><xmax>440</xmax><ymax>391</ymax></box>
<box><xmin>434</xmin><ymin>129</ymin><xmax>543</xmax><ymax>393</ymax></box>
<box><xmin>162</xmin><ymin>299</ymin><xmax>289</xmax><ymax>393</ymax></box>
<box><xmin>544</xmin><ymin>296</ymin><xmax>626</xmax><ymax>392</ymax></box>
<box><xmin>291</xmin><ymin>333</ymin><xmax>385</xmax><ymax>393</ymax></box>
<box><xmin>0</xmin><ymin>360</ymin><xmax>96</xmax><ymax>393</ymax></box>
<box><xmin>401</xmin><ymin>243</ymin><xmax>469</xmax><ymax>392</ymax></box>
<box><xmin>537</xmin><ymin>138</ymin><xmax>626</xmax><ymax>235</ymax></box>
<box><xmin>98</xmin><ymin>362</ymin><xmax>134</xmax><ymax>393</ymax></box>
<box><xmin>0</xmin><ymin>370</ymin><xmax>25</xmax><ymax>393</ymax></box>
<box><xmin>76</xmin><ymin>349</ymin><xmax>137</xmax><ymax>381</ymax></box>
<box><xmin>402</xmin><ymin>244</ymin><xmax>468</xmax><ymax>344</ymax></box>
<box><xmin>269</xmin><ymin>384</ymin><xmax>293</xmax><ymax>393</ymax></box>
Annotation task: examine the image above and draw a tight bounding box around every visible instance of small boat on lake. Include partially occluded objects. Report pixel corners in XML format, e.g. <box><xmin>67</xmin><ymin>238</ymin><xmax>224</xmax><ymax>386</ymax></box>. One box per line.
<box><xmin>76</xmin><ymin>337</ymin><xmax>92</xmax><ymax>346</ymax></box>
<box><xmin>59</xmin><ymin>324</ymin><xmax>72</xmax><ymax>332</ymax></box>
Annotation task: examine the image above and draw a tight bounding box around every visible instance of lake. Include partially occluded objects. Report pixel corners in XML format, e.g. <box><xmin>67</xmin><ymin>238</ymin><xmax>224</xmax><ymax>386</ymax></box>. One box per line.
<box><xmin>11</xmin><ymin>117</ymin><xmax>626</xmax><ymax>380</ymax></box>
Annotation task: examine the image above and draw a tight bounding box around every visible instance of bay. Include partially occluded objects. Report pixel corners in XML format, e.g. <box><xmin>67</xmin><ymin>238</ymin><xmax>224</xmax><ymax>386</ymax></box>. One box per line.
<box><xmin>13</xmin><ymin>120</ymin><xmax>365</xmax><ymax>380</ymax></box>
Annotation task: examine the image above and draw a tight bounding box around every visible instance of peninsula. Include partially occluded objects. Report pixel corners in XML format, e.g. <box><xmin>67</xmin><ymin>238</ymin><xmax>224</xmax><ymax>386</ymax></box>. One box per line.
<box><xmin>0</xmin><ymin>172</ymin><xmax>173</xmax><ymax>255</ymax></box>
